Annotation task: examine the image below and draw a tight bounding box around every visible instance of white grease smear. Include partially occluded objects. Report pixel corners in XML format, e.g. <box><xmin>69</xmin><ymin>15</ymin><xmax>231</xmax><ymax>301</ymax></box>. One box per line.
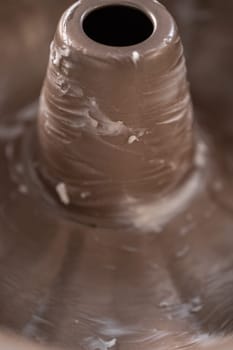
<box><xmin>159</xmin><ymin>296</ymin><xmax>203</xmax><ymax>319</ymax></box>
<box><xmin>86</xmin><ymin>98</ymin><xmax>128</xmax><ymax>136</ymax></box>
<box><xmin>83</xmin><ymin>336</ymin><xmax>116</xmax><ymax>350</ymax></box>
<box><xmin>123</xmin><ymin>168</ymin><xmax>203</xmax><ymax>233</ymax></box>
<box><xmin>55</xmin><ymin>72</ymin><xmax>83</xmax><ymax>98</ymax></box>
<box><xmin>80</xmin><ymin>191</ymin><xmax>91</xmax><ymax>199</ymax></box>
<box><xmin>128</xmin><ymin>135</ymin><xmax>139</xmax><ymax>144</ymax></box>
<box><xmin>157</xmin><ymin>111</ymin><xmax>186</xmax><ymax>125</ymax></box>
<box><xmin>22</xmin><ymin>303</ymin><xmax>52</xmax><ymax>338</ymax></box>
<box><xmin>195</xmin><ymin>141</ymin><xmax>208</xmax><ymax>168</ymax></box>
<box><xmin>83</xmin><ymin>98</ymin><xmax>146</xmax><ymax>137</ymax></box>
<box><xmin>132</xmin><ymin>51</ymin><xmax>140</xmax><ymax>64</ymax></box>
<box><xmin>176</xmin><ymin>245</ymin><xmax>190</xmax><ymax>258</ymax></box>
<box><xmin>55</xmin><ymin>74</ymin><xmax>70</xmax><ymax>95</ymax></box>
<box><xmin>84</xmin><ymin>317</ymin><xmax>169</xmax><ymax>343</ymax></box>
<box><xmin>163</xmin><ymin>35</ymin><xmax>173</xmax><ymax>46</ymax></box>
<box><xmin>41</xmin><ymin>91</ymin><xmax>145</xmax><ymax>138</ymax></box>
<box><xmin>56</xmin><ymin>182</ymin><xmax>70</xmax><ymax>205</ymax></box>
<box><xmin>50</xmin><ymin>41</ymin><xmax>71</xmax><ymax>68</ymax></box>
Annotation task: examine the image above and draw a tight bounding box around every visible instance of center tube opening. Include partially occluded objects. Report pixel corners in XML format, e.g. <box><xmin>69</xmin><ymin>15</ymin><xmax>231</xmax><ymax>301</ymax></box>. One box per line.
<box><xmin>82</xmin><ymin>5</ymin><xmax>154</xmax><ymax>47</ymax></box>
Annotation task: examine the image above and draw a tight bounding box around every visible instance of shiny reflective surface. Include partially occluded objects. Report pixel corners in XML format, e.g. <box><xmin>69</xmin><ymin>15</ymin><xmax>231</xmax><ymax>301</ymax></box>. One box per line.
<box><xmin>1</xmin><ymin>1</ymin><xmax>233</xmax><ymax>349</ymax></box>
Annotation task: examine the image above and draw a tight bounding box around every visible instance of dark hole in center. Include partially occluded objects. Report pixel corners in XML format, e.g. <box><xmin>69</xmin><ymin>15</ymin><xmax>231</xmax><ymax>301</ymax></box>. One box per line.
<box><xmin>82</xmin><ymin>5</ymin><xmax>154</xmax><ymax>47</ymax></box>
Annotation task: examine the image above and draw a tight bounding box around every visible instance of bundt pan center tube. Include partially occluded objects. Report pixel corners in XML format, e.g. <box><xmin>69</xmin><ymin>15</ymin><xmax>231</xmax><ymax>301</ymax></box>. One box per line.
<box><xmin>38</xmin><ymin>0</ymin><xmax>196</xmax><ymax>228</ymax></box>
<box><xmin>1</xmin><ymin>0</ymin><xmax>233</xmax><ymax>349</ymax></box>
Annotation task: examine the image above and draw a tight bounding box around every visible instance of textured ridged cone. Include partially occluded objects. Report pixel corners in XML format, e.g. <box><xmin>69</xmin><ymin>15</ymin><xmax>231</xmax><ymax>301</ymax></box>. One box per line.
<box><xmin>38</xmin><ymin>0</ymin><xmax>194</xmax><ymax>224</ymax></box>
